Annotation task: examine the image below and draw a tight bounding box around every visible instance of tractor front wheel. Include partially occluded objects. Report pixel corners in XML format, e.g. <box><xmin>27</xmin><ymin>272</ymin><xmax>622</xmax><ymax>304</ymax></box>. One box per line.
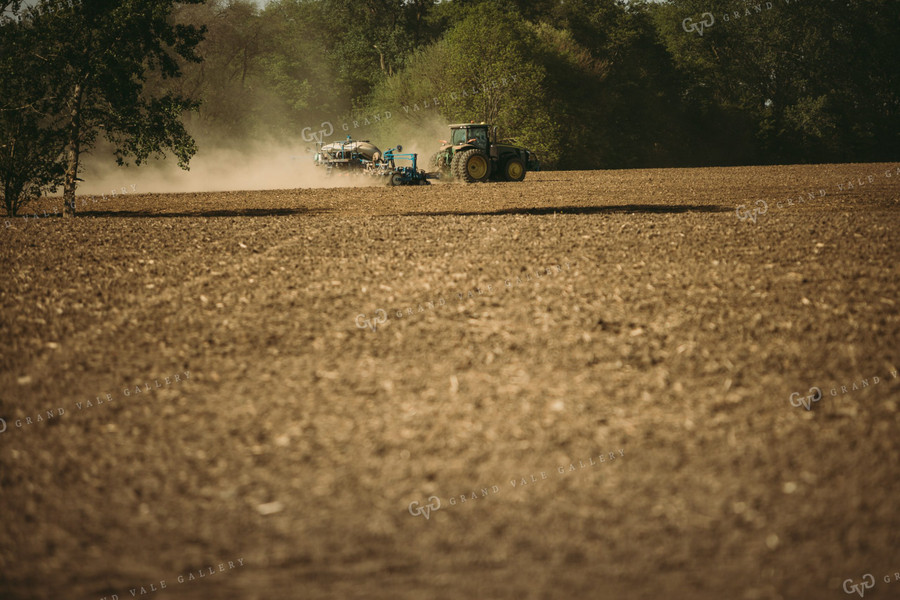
<box><xmin>502</xmin><ymin>157</ymin><xmax>526</xmax><ymax>182</ymax></box>
<box><xmin>451</xmin><ymin>149</ymin><xmax>490</xmax><ymax>183</ymax></box>
<box><xmin>430</xmin><ymin>151</ymin><xmax>444</xmax><ymax>170</ymax></box>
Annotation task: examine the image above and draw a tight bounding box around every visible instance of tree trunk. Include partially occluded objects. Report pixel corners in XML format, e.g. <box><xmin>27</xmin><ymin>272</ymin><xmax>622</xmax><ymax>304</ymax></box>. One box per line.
<box><xmin>62</xmin><ymin>82</ymin><xmax>84</xmax><ymax>218</ymax></box>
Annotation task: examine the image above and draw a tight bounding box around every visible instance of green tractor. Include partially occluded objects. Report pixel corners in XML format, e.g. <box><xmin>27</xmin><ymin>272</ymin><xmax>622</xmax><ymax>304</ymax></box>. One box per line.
<box><xmin>431</xmin><ymin>122</ymin><xmax>540</xmax><ymax>183</ymax></box>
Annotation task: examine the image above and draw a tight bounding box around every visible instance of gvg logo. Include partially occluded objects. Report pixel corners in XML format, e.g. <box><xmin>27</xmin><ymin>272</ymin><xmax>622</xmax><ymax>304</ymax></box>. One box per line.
<box><xmin>789</xmin><ymin>387</ymin><xmax>822</xmax><ymax>411</ymax></box>
<box><xmin>408</xmin><ymin>496</ymin><xmax>441</xmax><ymax>520</ymax></box>
<box><xmin>356</xmin><ymin>309</ymin><xmax>387</xmax><ymax>332</ymax></box>
<box><xmin>683</xmin><ymin>12</ymin><xmax>714</xmax><ymax>36</ymax></box>
<box><xmin>736</xmin><ymin>199</ymin><xmax>768</xmax><ymax>223</ymax></box>
<box><xmin>844</xmin><ymin>574</ymin><xmax>875</xmax><ymax>597</ymax></box>
<box><xmin>301</xmin><ymin>121</ymin><xmax>334</xmax><ymax>143</ymax></box>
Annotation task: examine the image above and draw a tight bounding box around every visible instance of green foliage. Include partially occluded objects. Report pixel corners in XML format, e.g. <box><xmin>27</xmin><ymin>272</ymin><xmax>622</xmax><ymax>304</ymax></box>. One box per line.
<box><xmin>171</xmin><ymin>1</ymin><xmax>272</xmax><ymax>142</ymax></box>
<box><xmin>367</xmin><ymin>4</ymin><xmax>561</xmax><ymax>164</ymax></box>
<box><xmin>0</xmin><ymin>0</ymin><xmax>205</xmax><ymax>216</ymax></box>
<box><xmin>527</xmin><ymin>1</ymin><xmax>689</xmax><ymax>168</ymax></box>
<box><xmin>38</xmin><ymin>0</ymin><xmax>203</xmax><ymax>158</ymax></box>
<box><xmin>655</xmin><ymin>0</ymin><xmax>900</xmax><ymax>163</ymax></box>
<box><xmin>0</xmin><ymin>2</ymin><xmax>66</xmax><ymax>216</ymax></box>
<box><xmin>106</xmin><ymin>0</ymin><xmax>900</xmax><ymax>168</ymax></box>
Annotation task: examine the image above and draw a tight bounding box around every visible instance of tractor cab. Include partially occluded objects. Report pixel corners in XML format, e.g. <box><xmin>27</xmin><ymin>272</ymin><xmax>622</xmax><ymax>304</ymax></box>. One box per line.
<box><xmin>450</xmin><ymin>124</ymin><xmax>491</xmax><ymax>151</ymax></box>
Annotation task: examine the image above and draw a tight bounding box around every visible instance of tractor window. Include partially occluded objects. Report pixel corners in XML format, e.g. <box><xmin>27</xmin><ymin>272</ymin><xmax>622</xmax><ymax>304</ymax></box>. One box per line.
<box><xmin>451</xmin><ymin>129</ymin><xmax>467</xmax><ymax>145</ymax></box>
<box><xmin>472</xmin><ymin>128</ymin><xmax>487</xmax><ymax>146</ymax></box>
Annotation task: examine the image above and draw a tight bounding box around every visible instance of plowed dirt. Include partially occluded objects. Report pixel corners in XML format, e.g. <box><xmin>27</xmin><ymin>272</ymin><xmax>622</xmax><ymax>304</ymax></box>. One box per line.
<box><xmin>1</xmin><ymin>164</ymin><xmax>899</xmax><ymax>600</ymax></box>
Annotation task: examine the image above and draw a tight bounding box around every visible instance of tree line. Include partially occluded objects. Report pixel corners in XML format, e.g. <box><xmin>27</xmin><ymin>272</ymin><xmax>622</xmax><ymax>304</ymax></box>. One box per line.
<box><xmin>2</xmin><ymin>0</ymin><xmax>898</xmax><ymax>215</ymax></box>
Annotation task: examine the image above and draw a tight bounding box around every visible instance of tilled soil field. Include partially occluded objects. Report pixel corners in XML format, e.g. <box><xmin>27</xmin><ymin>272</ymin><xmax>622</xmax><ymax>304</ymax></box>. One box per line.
<box><xmin>1</xmin><ymin>164</ymin><xmax>899</xmax><ymax>600</ymax></box>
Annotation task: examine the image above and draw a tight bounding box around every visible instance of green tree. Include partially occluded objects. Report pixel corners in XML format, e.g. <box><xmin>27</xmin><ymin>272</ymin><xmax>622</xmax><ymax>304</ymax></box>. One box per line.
<box><xmin>0</xmin><ymin>1</ymin><xmax>66</xmax><ymax>216</ymax></box>
<box><xmin>25</xmin><ymin>0</ymin><xmax>207</xmax><ymax>216</ymax></box>
<box><xmin>321</xmin><ymin>0</ymin><xmax>446</xmax><ymax>104</ymax></box>
<box><xmin>169</xmin><ymin>0</ymin><xmax>268</xmax><ymax>143</ymax></box>
<box><xmin>534</xmin><ymin>0</ymin><xmax>692</xmax><ymax>168</ymax></box>
<box><xmin>170</xmin><ymin>0</ymin><xmax>441</xmax><ymax>144</ymax></box>
<box><xmin>654</xmin><ymin>0</ymin><xmax>900</xmax><ymax>164</ymax></box>
<box><xmin>366</xmin><ymin>3</ymin><xmax>561</xmax><ymax>164</ymax></box>
<box><xmin>256</xmin><ymin>0</ymin><xmax>349</xmax><ymax>138</ymax></box>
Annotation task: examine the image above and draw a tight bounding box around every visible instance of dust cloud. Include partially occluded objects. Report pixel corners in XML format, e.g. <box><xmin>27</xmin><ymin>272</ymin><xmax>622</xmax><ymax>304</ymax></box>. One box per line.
<box><xmin>74</xmin><ymin>114</ymin><xmax>454</xmax><ymax>196</ymax></box>
<box><xmin>372</xmin><ymin>115</ymin><xmax>451</xmax><ymax>167</ymax></box>
<box><xmin>75</xmin><ymin>139</ymin><xmax>375</xmax><ymax>195</ymax></box>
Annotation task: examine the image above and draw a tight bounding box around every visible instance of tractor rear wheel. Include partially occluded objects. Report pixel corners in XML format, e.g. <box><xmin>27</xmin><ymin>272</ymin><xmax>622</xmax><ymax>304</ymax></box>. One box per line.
<box><xmin>451</xmin><ymin>149</ymin><xmax>490</xmax><ymax>183</ymax></box>
<box><xmin>502</xmin><ymin>157</ymin><xmax>526</xmax><ymax>182</ymax></box>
